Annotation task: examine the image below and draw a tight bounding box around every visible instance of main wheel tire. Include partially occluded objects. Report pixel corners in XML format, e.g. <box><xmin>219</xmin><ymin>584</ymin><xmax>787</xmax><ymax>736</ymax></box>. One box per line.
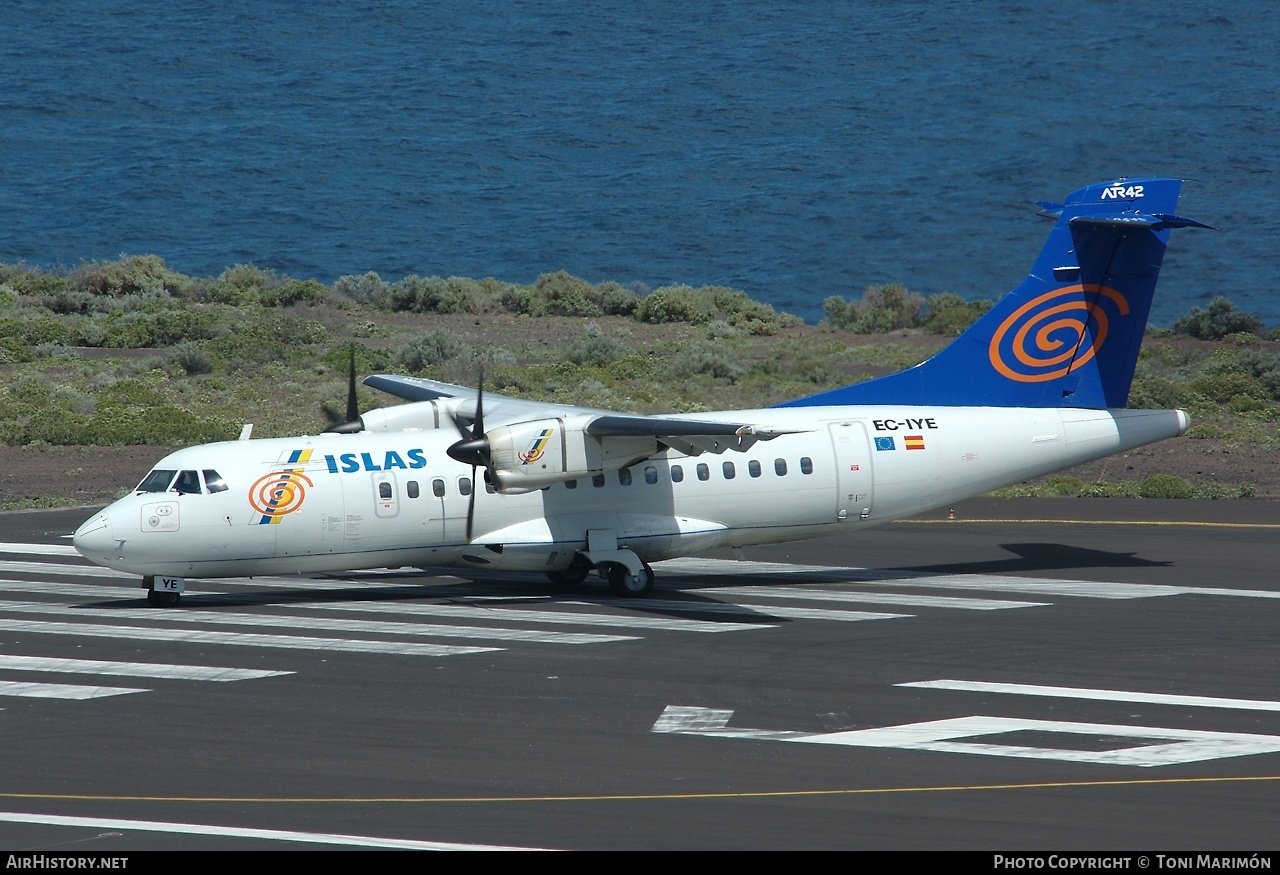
<box><xmin>606</xmin><ymin>563</ymin><xmax>654</xmax><ymax>598</ymax></box>
<box><xmin>146</xmin><ymin>589</ymin><xmax>181</xmax><ymax>608</ymax></box>
<box><xmin>546</xmin><ymin>555</ymin><xmax>592</xmax><ymax>588</ymax></box>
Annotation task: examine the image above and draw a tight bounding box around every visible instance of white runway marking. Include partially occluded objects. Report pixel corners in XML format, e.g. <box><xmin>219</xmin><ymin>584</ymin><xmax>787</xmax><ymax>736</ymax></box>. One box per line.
<box><xmin>590</xmin><ymin>597</ymin><xmax>910</xmax><ymax>622</ymax></box>
<box><xmin>0</xmin><ymin>680</ymin><xmax>145</xmax><ymax>699</ymax></box>
<box><xmin>0</xmin><ymin>618</ymin><xmax>497</xmax><ymax>656</ymax></box>
<box><xmin>0</xmin><ymin>560</ymin><xmax>133</xmax><ymax>579</ymax></box>
<box><xmin>887</xmin><ymin>574</ymin><xmax>1183</xmax><ymax>599</ymax></box>
<box><xmin>899</xmin><ymin>679</ymin><xmax>1280</xmax><ymax>712</ymax></box>
<box><xmin>701</xmin><ymin>585</ymin><xmax>1044</xmax><ymax>610</ymax></box>
<box><xmin>653</xmin><ymin>706</ymin><xmax>1280</xmax><ymax>767</ymax></box>
<box><xmin>0</xmin><ymin>543</ymin><xmax>80</xmax><ymax>557</ymax></box>
<box><xmin>301</xmin><ymin>599</ymin><xmax>777</xmax><ymax>632</ymax></box>
<box><xmin>0</xmin><ymin>811</ymin><xmax>551</xmax><ymax>851</ymax></box>
<box><xmin>0</xmin><ymin>654</ymin><xmax>290</xmax><ymax>682</ymax></box>
<box><xmin>0</xmin><ymin>600</ymin><xmax>635</xmax><ymax>645</ymax></box>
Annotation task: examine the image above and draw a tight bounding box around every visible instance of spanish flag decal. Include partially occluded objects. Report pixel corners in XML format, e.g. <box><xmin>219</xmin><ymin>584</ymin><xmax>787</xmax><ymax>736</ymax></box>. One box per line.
<box><xmin>904</xmin><ymin>435</ymin><xmax>926</xmax><ymax>451</ymax></box>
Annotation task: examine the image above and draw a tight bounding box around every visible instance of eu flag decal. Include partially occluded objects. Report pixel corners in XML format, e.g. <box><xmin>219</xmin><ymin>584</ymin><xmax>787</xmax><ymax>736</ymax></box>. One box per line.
<box><xmin>874</xmin><ymin>436</ymin><xmax>896</xmax><ymax>451</ymax></box>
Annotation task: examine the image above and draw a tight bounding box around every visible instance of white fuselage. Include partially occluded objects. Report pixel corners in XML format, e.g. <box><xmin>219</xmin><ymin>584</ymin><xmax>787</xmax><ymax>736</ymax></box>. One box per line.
<box><xmin>72</xmin><ymin>404</ymin><xmax>1188</xmax><ymax>579</ymax></box>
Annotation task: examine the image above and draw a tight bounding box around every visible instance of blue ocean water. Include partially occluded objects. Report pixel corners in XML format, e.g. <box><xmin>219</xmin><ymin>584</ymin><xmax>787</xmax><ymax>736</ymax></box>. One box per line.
<box><xmin>2</xmin><ymin>1</ymin><xmax>1277</xmax><ymax>327</ymax></box>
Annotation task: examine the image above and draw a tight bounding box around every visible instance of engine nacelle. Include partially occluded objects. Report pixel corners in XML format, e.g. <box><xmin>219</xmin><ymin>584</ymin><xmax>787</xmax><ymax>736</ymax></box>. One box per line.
<box><xmin>487</xmin><ymin>415</ymin><xmax>655</xmax><ymax>492</ymax></box>
<box><xmin>357</xmin><ymin>400</ymin><xmax>457</xmax><ymax>433</ymax></box>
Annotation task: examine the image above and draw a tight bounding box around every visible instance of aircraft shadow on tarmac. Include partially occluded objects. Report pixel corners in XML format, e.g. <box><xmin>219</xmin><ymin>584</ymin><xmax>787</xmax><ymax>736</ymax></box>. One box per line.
<box><xmin>886</xmin><ymin>542</ymin><xmax>1172</xmax><ymax>576</ymax></box>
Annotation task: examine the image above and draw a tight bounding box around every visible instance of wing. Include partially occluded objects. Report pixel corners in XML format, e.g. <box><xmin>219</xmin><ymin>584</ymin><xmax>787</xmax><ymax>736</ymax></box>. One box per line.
<box><xmin>362</xmin><ymin>374</ymin><xmax>804</xmax><ymax>492</ymax></box>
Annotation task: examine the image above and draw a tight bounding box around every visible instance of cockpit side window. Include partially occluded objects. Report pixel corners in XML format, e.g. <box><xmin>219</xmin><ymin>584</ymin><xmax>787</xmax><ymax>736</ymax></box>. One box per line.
<box><xmin>174</xmin><ymin>470</ymin><xmax>202</xmax><ymax>495</ymax></box>
<box><xmin>136</xmin><ymin>470</ymin><xmax>177</xmax><ymax>493</ymax></box>
<box><xmin>203</xmin><ymin>470</ymin><xmax>228</xmax><ymax>493</ymax></box>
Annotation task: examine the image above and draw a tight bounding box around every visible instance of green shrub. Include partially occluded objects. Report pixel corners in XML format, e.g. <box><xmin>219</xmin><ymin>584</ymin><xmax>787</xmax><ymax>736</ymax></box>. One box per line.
<box><xmin>1172</xmin><ymin>297</ymin><xmax>1265</xmax><ymax>340</ymax></box>
<box><xmin>1138</xmin><ymin>474</ymin><xmax>1194</xmax><ymax>499</ymax></box>
<box><xmin>924</xmin><ymin>293</ymin><xmax>993</xmax><ymax>336</ymax></box>
<box><xmin>72</xmin><ymin>255</ymin><xmax>190</xmax><ymax>298</ymax></box>
<box><xmin>334</xmin><ymin>272</ymin><xmax>390</xmax><ymax>307</ymax></box>
<box><xmin>823</xmin><ymin>284</ymin><xmax>925</xmax><ymax>333</ymax></box>
<box><xmin>396</xmin><ymin>328</ymin><xmax>472</xmax><ymax>371</ymax></box>
<box><xmin>170</xmin><ymin>341</ymin><xmax>213</xmax><ymax>375</ymax></box>
<box><xmin>261</xmin><ymin>279</ymin><xmax>330</xmax><ymax>307</ymax></box>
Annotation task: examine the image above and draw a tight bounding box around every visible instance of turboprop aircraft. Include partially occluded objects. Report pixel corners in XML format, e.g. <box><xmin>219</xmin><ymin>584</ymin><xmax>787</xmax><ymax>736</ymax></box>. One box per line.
<box><xmin>73</xmin><ymin>178</ymin><xmax>1210</xmax><ymax>605</ymax></box>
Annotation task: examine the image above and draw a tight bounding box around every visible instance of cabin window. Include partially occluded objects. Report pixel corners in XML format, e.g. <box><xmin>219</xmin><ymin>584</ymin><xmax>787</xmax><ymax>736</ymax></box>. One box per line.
<box><xmin>432</xmin><ymin>478</ymin><xmax>446</xmax><ymax>498</ymax></box>
<box><xmin>748</xmin><ymin>460</ymin><xmax>761</xmax><ymax>478</ymax></box>
<box><xmin>592</xmin><ymin>474</ymin><xmax>605</xmax><ymax>488</ymax></box>
<box><xmin>174</xmin><ymin>470</ymin><xmax>202</xmax><ymax>495</ymax></box>
<box><xmin>696</xmin><ymin>463</ymin><xmax>710</xmax><ymax>481</ymax></box>
<box><xmin>644</xmin><ymin>466</ymin><xmax>658</xmax><ymax>485</ymax></box>
<box><xmin>378</xmin><ymin>481</ymin><xmax>393</xmax><ymax>500</ymax></box>
<box><xmin>722</xmin><ymin>461</ymin><xmax>736</xmax><ymax>480</ymax></box>
<box><xmin>774</xmin><ymin>458</ymin><xmax>788</xmax><ymax>476</ymax></box>
<box><xmin>202</xmin><ymin>470</ymin><xmax>228</xmax><ymax>493</ymax></box>
<box><xmin>565</xmin><ymin>479</ymin><xmax>577</xmax><ymax>490</ymax></box>
<box><xmin>407</xmin><ymin>481</ymin><xmax>420</xmax><ymax>499</ymax></box>
<box><xmin>618</xmin><ymin>468</ymin><xmax>632</xmax><ymax>486</ymax></box>
<box><xmin>458</xmin><ymin>477</ymin><xmax>472</xmax><ymax>496</ymax></box>
<box><xmin>800</xmin><ymin>456</ymin><xmax>813</xmax><ymax>475</ymax></box>
<box><xmin>671</xmin><ymin>464</ymin><xmax>684</xmax><ymax>483</ymax></box>
<box><xmin>137</xmin><ymin>470</ymin><xmax>176</xmax><ymax>493</ymax></box>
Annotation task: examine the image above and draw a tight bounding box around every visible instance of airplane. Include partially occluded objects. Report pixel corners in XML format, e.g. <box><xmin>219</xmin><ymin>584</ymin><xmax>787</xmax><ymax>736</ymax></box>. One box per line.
<box><xmin>73</xmin><ymin>178</ymin><xmax>1211</xmax><ymax>606</ymax></box>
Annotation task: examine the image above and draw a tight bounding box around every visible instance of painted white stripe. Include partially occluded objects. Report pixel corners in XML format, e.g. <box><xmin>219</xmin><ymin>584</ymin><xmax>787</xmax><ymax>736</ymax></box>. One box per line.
<box><xmin>654</xmin><ymin>707</ymin><xmax>1280</xmax><ymax>767</ymax></box>
<box><xmin>0</xmin><ymin>600</ymin><xmax>634</xmax><ymax>645</ymax></box>
<box><xmin>0</xmin><ymin>560</ymin><xmax>134</xmax><ymax>579</ymax></box>
<box><xmin>0</xmin><ymin>654</ymin><xmax>290</xmax><ymax>682</ymax></box>
<box><xmin>303</xmin><ymin>599</ymin><xmax>777</xmax><ymax>632</ymax></box>
<box><xmin>899</xmin><ymin>679</ymin><xmax>1280</xmax><ymax>712</ymax></box>
<box><xmin>0</xmin><ymin>579</ymin><xmax>176</xmax><ymax>599</ymax></box>
<box><xmin>889</xmin><ymin>574</ymin><xmax>1183</xmax><ymax>600</ymax></box>
<box><xmin>0</xmin><ymin>680</ymin><xmax>145</xmax><ymax>699</ymax></box>
<box><xmin>587</xmin><ymin>597</ymin><xmax>909</xmax><ymax>623</ymax></box>
<box><xmin>658</xmin><ymin>557</ymin><xmax>842</xmax><ymax>576</ymax></box>
<box><xmin>0</xmin><ymin>811</ymin><xmax>551</xmax><ymax>851</ymax></box>
<box><xmin>0</xmin><ymin>543</ymin><xmax>80</xmax><ymax>556</ymax></box>
<box><xmin>0</xmin><ymin>618</ymin><xmax>497</xmax><ymax>656</ymax></box>
<box><xmin>700</xmin><ymin>586</ymin><xmax>1044</xmax><ymax>610</ymax></box>
<box><xmin>789</xmin><ymin>716</ymin><xmax>1280</xmax><ymax>767</ymax></box>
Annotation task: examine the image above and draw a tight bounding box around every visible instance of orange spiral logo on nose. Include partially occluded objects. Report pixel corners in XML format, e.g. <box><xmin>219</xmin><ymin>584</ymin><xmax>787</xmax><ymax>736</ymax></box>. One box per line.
<box><xmin>248</xmin><ymin>469</ymin><xmax>314</xmax><ymax>518</ymax></box>
<box><xmin>988</xmin><ymin>285</ymin><xmax>1129</xmax><ymax>383</ymax></box>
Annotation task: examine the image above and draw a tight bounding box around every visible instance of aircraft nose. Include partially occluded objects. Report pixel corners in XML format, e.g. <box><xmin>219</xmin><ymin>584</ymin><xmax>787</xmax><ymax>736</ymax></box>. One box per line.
<box><xmin>73</xmin><ymin>513</ymin><xmax>116</xmax><ymax>564</ymax></box>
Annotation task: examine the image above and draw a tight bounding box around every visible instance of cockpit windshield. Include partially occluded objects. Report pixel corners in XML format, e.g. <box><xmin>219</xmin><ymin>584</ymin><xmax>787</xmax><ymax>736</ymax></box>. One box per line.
<box><xmin>174</xmin><ymin>470</ymin><xmax>202</xmax><ymax>494</ymax></box>
<box><xmin>136</xmin><ymin>469</ymin><xmax>177</xmax><ymax>493</ymax></box>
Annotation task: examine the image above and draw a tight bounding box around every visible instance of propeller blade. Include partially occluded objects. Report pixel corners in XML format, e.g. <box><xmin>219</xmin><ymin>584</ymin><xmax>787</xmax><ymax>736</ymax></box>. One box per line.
<box><xmin>344</xmin><ymin>345</ymin><xmax>359</xmax><ymax>423</ymax></box>
<box><xmin>465</xmin><ymin>465</ymin><xmax>477</xmax><ymax>543</ymax></box>
<box><xmin>324</xmin><ymin>345</ymin><xmax>364</xmax><ymax>434</ymax></box>
<box><xmin>446</xmin><ymin>368</ymin><xmax>490</xmax><ymax>466</ymax></box>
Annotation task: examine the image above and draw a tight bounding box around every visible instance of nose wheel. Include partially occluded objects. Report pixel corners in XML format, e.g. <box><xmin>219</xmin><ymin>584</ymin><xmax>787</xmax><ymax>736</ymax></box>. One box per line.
<box><xmin>146</xmin><ymin>589</ymin><xmax>181</xmax><ymax>608</ymax></box>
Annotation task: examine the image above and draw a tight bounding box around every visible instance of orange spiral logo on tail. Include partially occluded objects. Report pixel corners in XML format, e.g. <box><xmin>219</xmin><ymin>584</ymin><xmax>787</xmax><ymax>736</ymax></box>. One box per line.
<box><xmin>988</xmin><ymin>285</ymin><xmax>1129</xmax><ymax>383</ymax></box>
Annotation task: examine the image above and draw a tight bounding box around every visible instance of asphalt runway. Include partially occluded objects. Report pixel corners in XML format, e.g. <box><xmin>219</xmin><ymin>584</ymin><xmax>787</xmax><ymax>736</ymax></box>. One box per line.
<box><xmin>0</xmin><ymin>499</ymin><xmax>1278</xmax><ymax>851</ymax></box>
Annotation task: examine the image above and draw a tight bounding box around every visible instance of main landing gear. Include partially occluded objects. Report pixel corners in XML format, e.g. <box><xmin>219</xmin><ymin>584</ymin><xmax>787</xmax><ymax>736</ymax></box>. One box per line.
<box><xmin>544</xmin><ymin>553</ymin><xmax>656</xmax><ymax>598</ymax></box>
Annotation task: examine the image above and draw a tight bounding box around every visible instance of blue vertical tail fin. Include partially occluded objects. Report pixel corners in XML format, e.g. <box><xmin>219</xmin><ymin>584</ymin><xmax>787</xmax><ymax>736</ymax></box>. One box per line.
<box><xmin>780</xmin><ymin>178</ymin><xmax>1211</xmax><ymax>410</ymax></box>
